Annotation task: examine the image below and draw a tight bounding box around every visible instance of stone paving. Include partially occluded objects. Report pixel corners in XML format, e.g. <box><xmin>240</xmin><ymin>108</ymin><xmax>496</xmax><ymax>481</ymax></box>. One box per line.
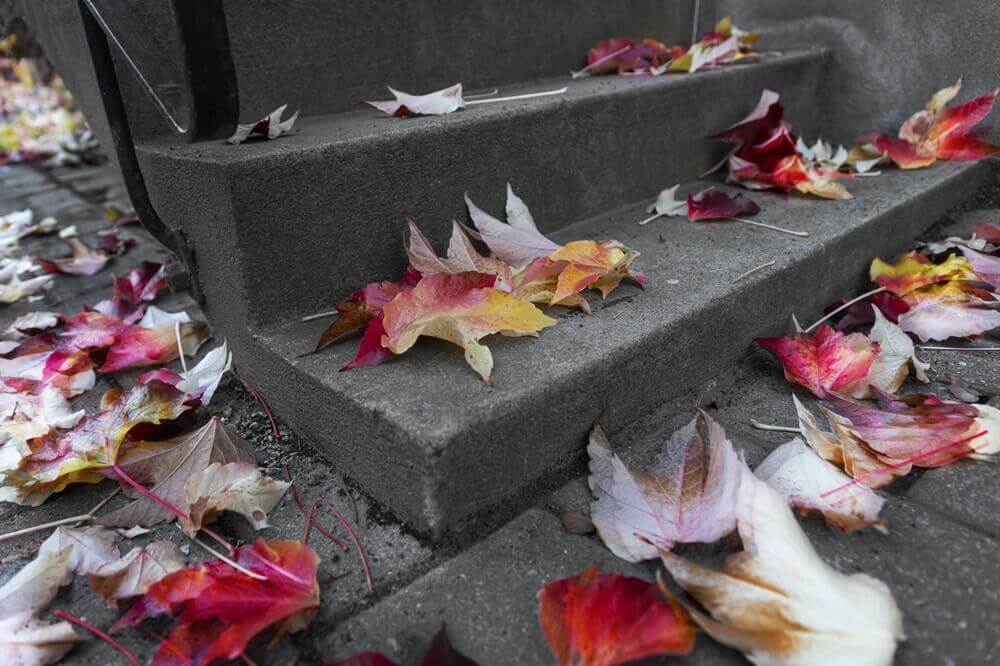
<box><xmin>1</xmin><ymin>159</ymin><xmax>999</xmax><ymax>664</ymax></box>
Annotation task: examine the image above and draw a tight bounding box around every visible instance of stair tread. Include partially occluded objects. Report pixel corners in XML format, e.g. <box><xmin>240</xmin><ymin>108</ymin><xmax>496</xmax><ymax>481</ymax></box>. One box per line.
<box><xmin>259</xmin><ymin>161</ymin><xmax>983</xmax><ymax>445</ymax></box>
<box><xmin>139</xmin><ymin>50</ymin><xmax>824</xmax><ymax>165</ymax></box>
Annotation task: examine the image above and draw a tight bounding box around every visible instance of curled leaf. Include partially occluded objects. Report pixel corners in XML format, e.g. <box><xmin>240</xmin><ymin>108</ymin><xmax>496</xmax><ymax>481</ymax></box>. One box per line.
<box><xmin>182</xmin><ymin>462</ymin><xmax>290</xmax><ymax>535</ymax></box>
<box><xmin>465</xmin><ymin>185</ymin><xmax>561</xmax><ymax>270</ymax></box>
<box><xmin>366</xmin><ymin>84</ymin><xmax>465</xmax><ymax>117</ymax></box>
<box><xmin>38</xmin><ymin>237</ymin><xmax>108</xmax><ymax>276</ymax></box>
<box><xmin>866</xmin><ymin>306</ymin><xmax>929</xmax><ymax>392</ymax></box>
<box><xmin>228</xmin><ymin>104</ymin><xmax>298</xmax><ymax>144</ymax></box>
<box><xmin>87</xmin><ymin>541</ymin><xmax>187</xmax><ymax>607</ymax></box>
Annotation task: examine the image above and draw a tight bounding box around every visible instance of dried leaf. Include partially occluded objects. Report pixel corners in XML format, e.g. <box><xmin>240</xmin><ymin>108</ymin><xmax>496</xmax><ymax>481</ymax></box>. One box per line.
<box><xmin>755</xmin><ymin>438</ymin><xmax>885</xmax><ymax>531</ymax></box>
<box><xmin>538</xmin><ymin>565</ymin><xmax>695</xmax><ymax>665</ymax></box>
<box><xmin>0</xmin><ymin>257</ymin><xmax>52</xmax><ymax>303</ymax></box>
<box><xmin>869</xmin><ymin>251</ymin><xmax>976</xmax><ymax>296</ymax></box>
<box><xmin>516</xmin><ymin>240</ymin><xmax>641</xmax><ymax>306</ymax></box>
<box><xmin>366</xmin><ymin>83</ymin><xmax>465</xmax><ymax>117</ymax></box>
<box><xmin>99</xmin><ymin>417</ymin><xmax>255</xmax><ymax>528</ymax></box>
<box><xmin>140</xmin><ymin>341</ymin><xmax>232</xmax><ymax>406</ymax></box>
<box><xmin>896</xmin><ymin>282</ymin><xmax>1000</xmax><ymax>341</ymax></box>
<box><xmin>380</xmin><ymin>272</ymin><xmax>557</xmax><ymax>382</ymax></box>
<box><xmin>38</xmin><ymin>525</ymin><xmax>119</xmax><ymax>575</ymax></box>
<box><xmin>464</xmin><ymin>185</ymin><xmax>561</xmax><ymax>270</ymax></box>
<box><xmin>756</xmin><ymin>324</ymin><xmax>878</xmax><ymax>399</ymax></box>
<box><xmin>587</xmin><ymin>412</ymin><xmax>744</xmax><ymax>561</ymax></box>
<box><xmin>228</xmin><ymin>104</ymin><xmax>298</xmax><ymax>144</ymax></box>
<box><xmin>182</xmin><ymin>462</ymin><xmax>289</xmax><ymax>535</ymax></box>
<box><xmin>686</xmin><ymin>187</ymin><xmax>760</xmax><ymax>220</ymax></box>
<box><xmin>582</xmin><ymin>38</ymin><xmax>680</xmax><ymax>76</ymax></box>
<box><xmin>87</xmin><ymin>541</ymin><xmax>187</xmax><ymax>607</ymax></box>
<box><xmin>38</xmin><ymin>237</ymin><xmax>108</xmax><ymax>276</ymax></box>
<box><xmin>315</xmin><ymin>272</ymin><xmax>419</xmax><ymax>355</ymax></box>
<box><xmin>93</xmin><ymin>261</ymin><xmax>166</xmax><ymax>322</ymax></box>
<box><xmin>961</xmin><ymin>245</ymin><xmax>1000</xmax><ymax>289</ymax></box>
<box><xmin>405</xmin><ymin>219</ymin><xmax>512</xmax><ymax>289</ymax></box>
<box><xmin>661</xmin><ymin>469</ymin><xmax>904</xmax><ymax>665</ymax></box>
<box><xmin>641</xmin><ymin>185</ymin><xmax>688</xmax><ymax>223</ymax></box>
<box><xmin>111</xmin><ymin>539</ymin><xmax>320</xmax><ymax>664</ymax></box>
<box><xmin>0</xmin><ymin>611</ymin><xmax>83</xmax><ymax>665</ymax></box>
<box><xmin>866</xmin><ymin>306</ymin><xmax>929</xmax><ymax>392</ymax></box>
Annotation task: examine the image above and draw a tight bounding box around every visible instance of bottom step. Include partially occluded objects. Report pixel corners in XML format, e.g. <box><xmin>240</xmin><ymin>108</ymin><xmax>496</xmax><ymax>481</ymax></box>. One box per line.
<box><xmin>247</xmin><ymin>160</ymin><xmax>993</xmax><ymax>536</ymax></box>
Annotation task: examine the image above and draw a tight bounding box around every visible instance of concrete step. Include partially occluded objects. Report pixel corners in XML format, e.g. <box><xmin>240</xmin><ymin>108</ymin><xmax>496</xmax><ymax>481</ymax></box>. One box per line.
<box><xmin>249</xmin><ymin>161</ymin><xmax>992</xmax><ymax>535</ymax></box>
<box><xmin>136</xmin><ymin>49</ymin><xmax>827</xmax><ymax>327</ymax></box>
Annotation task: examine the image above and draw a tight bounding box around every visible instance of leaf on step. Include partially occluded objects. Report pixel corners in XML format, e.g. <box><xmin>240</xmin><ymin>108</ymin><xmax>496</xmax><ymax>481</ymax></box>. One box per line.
<box><xmin>587</xmin><ymin>412</ymin><xmax>744</xmax><ymax>561</ymax></box>
<box><xmin>365</xmin><ymin>83</ymin><xmax>465</xmax><ymax>117</ymax></box>
<box><xmin>38</xmin><ymin>237</ymin><xmax>108</xmax><ymax>276</ymax></box>
<box><xmin>38</xmin><ymin>525</ymin><xmax>120</xmax><ymax>576</ymax></box>
<box><xmin>869</xmin><ymin>251</ymin><xmax>976</xmax><ymax>296</ymax></box>
<box><xmin>405</xmin><ymin>219</ymin><xmax>513</xmax><ymax>289</ymax></box>
<box><xmin>832</xmin><ymin>290</ymin><xmax>910</xmax><ymax>332</ymax></box>
<box><xmin>87</xmin><ymin>541</ymin><xmax>187</xmax><ymax>607</ymax></box>
<box><xmin>869</xmin><ymin>79</ymin><xmax>999</xmax><ymax>169</ymax></box>
<box><xmin>961</xmin><ymin>245</ymin><xmax>1000</xmax><ymax>289</ymax></box>
<box><xmin>866</xmin><ymin>306</ymin><xmax>929</xmax><ymax>393</ymax></box>
<box><xmin>380</xmin><ymin>272</ymin><xmax>557</xmax><ymax>382</ymax></box>
<box><xmin>754</xmin><ymin>437</ymin><xmax>885</xmax><ymax>531</ymax></box>
<box><xmin>182</xmin><ymin>462</ymin><xmax>289</xmax><ymax>535</ymax></box>
<box><xmin>640</xmin><ymin>185</ymin><xmax>688</xmax><ymax>224</ymax></box>
<box><xmin>538</xmin><ymin>564</ymin><xmax>695</xmax><ymax>666</ymax></box>
<box><xmin>315</xmin><ymin>271</ymin><xmax>420</xmax><ymax>355</ymax></box>
<box><xmin>514</xmin><ymin>240</ymin><xmax>641</xmax><ymax>306</ymax></box>
<box><xmin>111</xmin><ymin>539</ymin><xmax>320</xmax><ymax>665</ymax></box>
<box><xmin>661</xmin><ymin>469</ymin><xmax>904</xmax><ymax>666</ymax></box>
<box><xmin>756</xmin><ymin>324</ymin><xmax>877</xmax><ymax>399</ymax></box>
<box><xmin>465</xmin><ymin>184</ymin><xmax>562</xmax><ymax>270</ymax></box>
<box><xmin>973</xmin><ymin>221</ymin><xmax>1000</xmax><ymax>244</ymax></box>
<box><xmin>685</xmin><ymin>187</ymin><xmax>760</xmax><ymax>220</ymax></box>
<box><xmin>99</xmin><ymin>417</ymin><xmax>255</xmax><ymax>528</ymax></box>
<box><xmin>582</xmin><ymin>38</ymin><xmax>680</xmax><ymax>76</ymax></box>
<box><xmin>227</xmin><ymin>104</ymin><xmax>299</xmax><ymax>145</ymax></box>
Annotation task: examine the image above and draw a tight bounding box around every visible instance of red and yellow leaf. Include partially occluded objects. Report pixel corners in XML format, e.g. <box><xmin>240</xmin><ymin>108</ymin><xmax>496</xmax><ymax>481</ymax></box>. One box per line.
<box><xmin>756</xmin><ymin>325</ymin><xmax>878</xmax><ymax>399</ymax></box>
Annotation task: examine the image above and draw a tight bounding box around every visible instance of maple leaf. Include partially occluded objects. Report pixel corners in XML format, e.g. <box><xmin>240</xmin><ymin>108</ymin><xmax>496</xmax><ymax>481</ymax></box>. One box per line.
<box><xmin>366</xmin><ymin>83</ymin><xmax>466</xmax><ymax>117</ymax></box>
<box><xmin>515</xmin><ymin>240</ymin><xmax>642</xmax><ymax>306</ymax></box>
<box><xmin>661</xmin><ymin>468</ymin><xmax>904</xmax><ymax>665</ymax></box>
<box><xmin>639</xmin><ymin>184</ymin><xmax>688</xmax><ymax>225</ymax></box>
<box><xmin>38</xmin><ymin>237</ymin><xmax>108</xmax><ymax>276</ymax></box>
<box><xmin>87</xmin><ymin>541</ymin><xmax>187</xmax><ymax>607</ymax></box>
<box><xmin>587</xmin><ymin>412</ymin><xmax>744</xmax><ymax>561</ymax></box>
<box><xmin>538</xmin><ymin>564</ymin><xmax>695</xmax><ymax>666</ymax></box>
<box><xmin>896</xmin><ymin>281</ymin><xmax>1000</xmax><ymax>341</ymax></box>
<box><xmin>93</xmin><ymin>261</ymin><xmax>167</xmax><ymax>322</ymax></box>
<box><xmin>380</xmin><ymin>272</ymin><xmax>557</xmax><ymax>382</ymax></box>
<box><xmin>755</xmin><ymin>437</ymin><xmax>885</xmax><ymax>531</ymax></box>
<box><xmin>227</xmin><ymin>104</ymin><xmax>298</xmax><ymax>144</ymax></box>
<box><xmin>464</xmin><ymin>185</ymin><xmax>562</xmax><ymax>270</ymax></box>
<box><xmin>99</xmin><ymin>417</ymin><xmax>256</xmax><ymax>528</ymax></box>
<box><xmin>872</xmin><ymin>79</ymin><xmax>999</xmax><ymax>169</ymax></box>
<box><xmin>314</xmin><ymin>272</ymin><xmax>419</xmax><ymax>356</ymax></box>
<box><xmin>686</xmin><ymin>187</ymin><xmax>760</xmax><ymax>220</ymax></box>
<box><xmin>756</xmin><ymin>324</ymin><xmax>878</xmax><ymax>399</ymax></box>
<box><xmin>869</xmin><ymin>251</ymin><xmax>977</xmax><ymax>295</ymax></box>
<box><xmin>100</xmin><ymin>306</ymin><xmax>209</xmax><ymax>372</ymax></box>
<box><xmin>961</xmin><ymin>245</ymin><xmax>1000</xmax><ymax>289</ymax></box>
<box><xmin>37</xmin><ymin>525</ymin><xmax>120</xmax><ymax>576</ymax></box>
<box><xmin>182</xmin><ymin>462</ymin><xmax>289</xmax><ymax>535</ymax></box>
<box><xmin>111</xmin><ymin>539</ymin><xmax>320</xmax><ymax>665</ymax></box>
<box><xmin>579</xmin><ymin>38</ymin><xmax>680</xmax><ymax>76</ymax></box>
<box><xmin>405</xmin><ymin>219</ymin><xmax>512</xmax><ymax>288</ymax></box>
<box><xmin>973</xmin><ymin>221</ymin><xmax>1000</xmax><ymax>244</ymax></box>
<box><xmin>1</xmin><ymin>384</ymin><xmax>84</xmax><ymax>443</ymax></box>
<box><xmin>866</xmin><ymin>306</ymin><xmax>930</xmax><ymax>393</ymax></box>
<box><xmin>833</xmin><ymin>290</ymin><xmax>911</xmax><ymax>332</ymax></box>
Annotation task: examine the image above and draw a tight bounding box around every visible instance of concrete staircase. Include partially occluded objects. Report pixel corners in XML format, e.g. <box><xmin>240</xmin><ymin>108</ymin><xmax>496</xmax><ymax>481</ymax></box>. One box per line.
<box><xmin>16</xmin><ymin>1</ymin><xmax>1000</xmax><ymax>536</ymax></box>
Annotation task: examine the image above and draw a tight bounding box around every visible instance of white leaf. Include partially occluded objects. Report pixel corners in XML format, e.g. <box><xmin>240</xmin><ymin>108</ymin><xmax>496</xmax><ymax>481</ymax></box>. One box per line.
<box><xmin>176</xmin><ymin>342</ymin><xmax>231</xmax><ymax>406</ymax></box>
<box><xmin>464</xmin><ymin>188</ymin><xmax>561</xmax><ymax>269</ymax></box>
<box><xmin>365</xmin><ymin>83</ymin><xmax>465</xmax><ymax>117</ymax></box>
<box><xmin>183</xmin><ymin>462</ymin><xmax>290</xmax><ymax>534</ymax></box>
<box><xmin>0</xmin><ymin>611</ymin><xmax>83</xmax><ymax>665</ymax></box>
<box><xmin>227</xmin><ymin>104</ymin><xmax>299</xmax><ymax>144</ymax></box>
<box><xmin>867</xmin><ymin>306</ymin><xmax>930</xmax><ymax>392</ymax></box>
<box><xmin>38</xmin><ymin>526</ymin><xmax>119</xmax><ymax>576</ymax></box>
<box><xmin>644</xmin><ymin>185</ymin><xmax>688</xmax><ymax>221</ymax></box>
<box><xmin>88</xmin><ymin>541</ymin><xmax>187</xmax><ymax>606</ymax></box>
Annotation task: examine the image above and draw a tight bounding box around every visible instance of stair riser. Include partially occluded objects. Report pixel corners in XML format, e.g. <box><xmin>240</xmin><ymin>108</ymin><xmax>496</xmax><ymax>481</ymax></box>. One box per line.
<box><xmin>140</xmin><ymin>51</ymin><xmax>826</xmax><ymax>332</ymax></box>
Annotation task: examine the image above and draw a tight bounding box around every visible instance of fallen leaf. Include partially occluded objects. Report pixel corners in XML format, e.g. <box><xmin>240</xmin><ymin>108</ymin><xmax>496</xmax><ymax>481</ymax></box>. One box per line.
<box><xmin>96</xmin><ymin>228</ymin><xmax>136</xmax><ymax>257</ymax></box>
<box><xmin>832</xmin><ymin>290</ymin><xmax>911</xmax><ymax>332</ymax></box>
<box><xmin>405</xmin><ymin>219</ymin><xmax>512</xmax><ymax>289</ymax></box>
<box><xmin>228</xmin><ymin>104</ymin><xmax>298</xmax><ymax>144</ymax></box>
<box><xmin>896</xmin><ymin>282</ymin><xmax>1000</xmax><ymax>341</ymax></box>
<box><xmin>686</xmin><ymin>187</ymin><xmax>760</xmax><ymax>220</ymax></box>
<box><xmin>756</xmin><ymin>324</ymin><xmax>878</xmax><ymax>398</ymax></box>
<box><xmin>111</xmin><ymin>539</ymin><xmax>320</xmax><ymax>665</ymax></box>
<box><xmin>754</xmin><ymin>437</ymin><xmax>885</xmax><ymax>531</ymax></box>
<box><xmin>972</xmin><ymin>221</ymin><xmax>1000</xmax><ymax>244</ymax></box>
<box><xmin>581</xmin><ymin>38</ymin><xmax>679</xmax><ymax>76</ymax></box>
<box><xmin>0</xmin><ymin>256</ymin><xmax>52</xmax><ymax>303</ymax></box>
<box><xmin>587</xmin><ymin>412</ymin><xmax>744</xmax><ymax>561</ymax></box>
<box><xmin>869</xmin><ymin>251</ymin><xmax>976</xmax><ymax>295</ymax></box>
<box><xmin>640</xmin><ymin>185</ymin><xmax>688</xmax><ymax>224</ymax></box>
<box><xmin>315</xmin><ymin>272</ymin><xmax>419</xmax><ymax>355</ymax></box>
<box><xmin>380</xmin><ymin>272</ymin><xmax>557</xmax><ymax>382</ymax></box>
<box><xmin>465</xmin><ymin>185</ymin><xmax>562</xmax><ymax>270</ymax></box>
<box><xmin>87</xmin><ymin>541</ymin><xmax>187</xmax><ymax>607</ymax></box>
<box><xmin>961</xmin><ymin>245</ymin><xmax>1000</xmax><ymax>289</ymax></box>
<box><xmin>366</xmin><ymin>83</ymin><xmax>465</xmax><ymax>117</ymax></box>
<box><xmin>99</xmin><ymin>417</ymin><xmax>255</xmax><ymax>528</ymax></box>
<box><xmin>661</xmin><ymin>468</ymin><xmax>904</xmax><ymax>665</ymax></box>
<box><xmin>538</xmin><ymin>564</ymin><xmax>695</xmax><ymax>665</ymax></box>
<box><xmin>182</xmin><ymin>462</ymin><xmax>289</xmax><ymax>535</ymax></box>
<box><xmin>866</xmin><ymin>306</ymin><xmax>930</xmax><ymax>392</ymax></box>
<box><xmin>38</xmin><ymin>525</ymin><xmax>119</xmax><ymax>576</ymax></box>
<box><xmin>93</xmin><ymin>261</ymin><xmax>167</xmax><ymax>322</ymax></box>
<box><xmin>100</xmin><ymin>309</ymin><xmax>209</xmax><ymax>373</ymax></box>
<box><xmin>38</xmin><ymin>237</ymin><xmax>108</xmax><ymax>276</ymax></box>
<box><xmin>516</xmin><ymin>240</ymin><xmax>641</xmax><ymax>306</ymax></box>
<box><xmin>139</xmin><ymin>341</ymin><xmax>232</xmax><ymax>406</ymax></box>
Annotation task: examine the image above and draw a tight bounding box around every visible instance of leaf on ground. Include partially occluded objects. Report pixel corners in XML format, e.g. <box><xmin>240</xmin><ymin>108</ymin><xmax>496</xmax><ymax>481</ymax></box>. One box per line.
<box><xmin>93</xmin><ymin>261</ymin><xmax>166</xmax><ymax>322</ymax></box>
<box><xmin>515</xmin><ymin>240</ymin><xmax>641</xmax><ymax>306</ymax></box>
<box><xmin>99</xmin><ymin>417</ymin><xmax>255</xmax><ymax>528</ymax></box>
<box><xmin>756</xmin><ymin>324</ymin><xmax>877</xmax><ymax>399</ymax></box>
<box><xmin>0</xmin><ymin>611</ymin><xmax>83</xmax><ymax>666</ymax></box>
<box><xmin>139</xmin><ymin>341</ymin><xmax>232</xmax><ymax>406</ymax></box>
<box><xmin>87</xmin><ymin>541</ymin><xmax>187</xmax><ymax>607</ymax></box>
<box><xmin>228</xmin><ymin>104</ymin><xmax>299</xmax><ymax>144</ymax></box>
<box><xmin>588</xmin><ymin>412</ymin><xmax>744</xmax><ymax>561</ymax></box>
<box><xmin>111</xmin><ymin>539</ymin><xmax>320</xmax><ymax>665</ymax></box>
<box><xmin>38</xmin><ymin>237</ymin><xmax>108</xmax><ymax>276</ymax></box>
<box><xmin>538</xmin><ymin>564</ymin><xmax>695</xmax><ymax>666</ymax></box>
<box><xmin>866</xmin><ymin>306</ymin><xmax>930</xmax><ymax>392</ymax></box>
<box><xmin>38</xmin><ymin>525</ymin><xmax>120</xmax><ymax>576</ymax></box>
<box><xmin>661</xmin><ymin>468</ymin><xmax>904</xmax><ymax>666</ymax></box>
<box><xmin>464</xmin><ymin>185</ymin><xmax>561</xmax><ymax>270</ymax></box>
<box><xmin>641</xmin><ymin>185</ymin><xmax>688</xmax><ymax>223</ymax></box>
<box><xmin>100</xmin><ymin>307</ymin><xmax>209</xmax><ymax>372</ymax></box>
<box><xmin>0</xmin><ymin>256</ymin><xmax>52</xmax><ymax>303</ymax></box>
<box><xmin>380</xmin><ymin>272</ymin><xmax>557</xmax><ymax>382</ymax></box>
<box><xmin>182</xmin><ymin>462</ymin><xmax>290</xmax><ymax>535</ymax></box>
<box><xmin>754</xmin><ymin>438</ymin><xmax>885</xmax><ymax>531</ymax></box>
<box><xmin>366</xmin><ymin>84</ymin><xmax>465</xmax><ymax>117</ymax></box>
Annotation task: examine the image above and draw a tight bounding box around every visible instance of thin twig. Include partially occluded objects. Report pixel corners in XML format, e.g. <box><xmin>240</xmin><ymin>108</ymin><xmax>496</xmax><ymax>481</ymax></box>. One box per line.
<box><xmin>0</xmin><ymin>488</ymin><xmax>119</xmax><ymax>543</ymax></box>
<box><xmin>750</xmin><ymin>419</ymin><xmax>801</xmax><ymax>433</ymax></box>
<box><xmin>919</xmin><ymin>345</ymin><xmax>1000</xmax><ymax>352</ymax></box>
<box><xmin>733</xmin><ymin>217</ymin><xmax>809</xmax><ymax>237</ymax></box>
<box><xmin>803</xmin><ymin>286</ymin><xmax>887</xmax><ymax>333</ymax></box>
<box><xmin>638</xmin><ymin>212</ymin><xmax>664</xmax><ymax>226</ymax></box>
<box><xmin>176</xmin><ymin>525</ymin><xmax>267</xmax><ymax>581</ymax></box>
<box><xmin>54</xmin><ymin>610</ymin><xmax>140</xmax><ymax>666</ymax></box>
<box><xmin>465</xmin><ymin>87</ymin><xmax>568</xmax><ymax>105</ymax></box>
<box><xmin>322</xmin><ymin>497</ymin><xmax>374</xmax><ymax>593</ymax></box>
<box><xmin>283</xmin><ymin>465</ymin><xmax>349</xmax><ymax>551</ymax></box>
<box><xmin>571</xmin><ymin>45</ymin><xmax>631</xmax><ymax>78</ymax></box>
<box><xmin>732</xmin><ymin>260</ymin><xmax>776</xmax><ymax>284</ymax></box>
<box><xmin>301</xmin><ymin>309</ymin><xmax>339</xmax><ymax>323</ymax></box>
<box><xmin>174</xmin><ymin>321</ymin><xmax>188</xmax><ymax>374</ymax></box>
<box><xmin>239</xmin><ymin>376</ymin><xmax>280</xmax><ymax>441</ymax></box>
<box><xmin>303</xmin><ymin>494</ymin><xmax>320</xmax><ymax>543</ymax></box>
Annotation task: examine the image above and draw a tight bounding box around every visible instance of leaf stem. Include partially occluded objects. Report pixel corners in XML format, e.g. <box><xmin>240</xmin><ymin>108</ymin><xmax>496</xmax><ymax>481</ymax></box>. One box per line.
<box><xmin>174</xmin><ymin>525</ymin><xmax>267</xmax><ymax>580</ymax></box>
<box><xmin>0</xmin><ymin>488</ymin><xmax>118</xmax><ymax>543</ymax></box>
<box><xmin>174</xmin><ymin>321</ymin><xmax>188</xmax><ymax>374</ymax></box>
<box><xmin>638</xmin><ymin>212</ymin><xmax>664</xmax><ymax>226</ymax></box>
<box><xmin>465</xmin><ymin>87</ymin><xmax>568</xmax><ymax>105</ymax></box>
<box><xmin>322</xmin><ymin>497</ymin><xmax>374</xmax><ymax>593</ymax></box>
<box><xmin>463</xmin><ymin>88</ymin><xmax>499</xmax><ymax>100</ymax></box>
<box><xmin>750</xmin><ymin>419</ymin><xmax>801</xmax><ymax>433</ymax></box>
<box><xmin>283</xmin><ymin>465</ymin><xmax>349</xmax><ymax>551</ymax></box>
<box><xmin>919</xmin><ymin>345</ymin><xmax>1000</xmax><ymax>352</ymax></box>
<box><xmin>733</xmin><ymin>217</ymin><xmax>809</xmax><ymax>237</ymax></box>
<box><xmin>54</xmin><ymin>609</ymin><xmax>140</xmax><ymax>666</ymax></box>
<box><xmin>803</xmin><ymin>286</ymin><xmax>887</xmax><ymax>333</ymax></box>
<box><xmin>732</xmin><ymin>260</ymin><xmax>776</xmax><ymax>284</ymax></box>
<box><xmin>239</xmin><ymin>376</ymin><xmax>280</xmax><ymax>441</ymax></box>
<box><xmin>301</xmin><ymin>309</ymin><xmax>339</xmax><ymax>322</ymax></box>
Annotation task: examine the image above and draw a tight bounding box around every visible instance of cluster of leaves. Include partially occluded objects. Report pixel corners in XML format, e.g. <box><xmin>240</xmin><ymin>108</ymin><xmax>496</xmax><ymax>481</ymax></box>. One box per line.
<box><xmin>0</xmin><ymin>56</ymin><xmax>96</xmax><ymax>166</ymax></box>
<box><xmin>578</xmin><ymin>17</ymin><xmax>759</xmax><ymax>77</ymax></box>
<box><xmin>314</xmin><ymin>186</ymin><xmax>643</xmax><ymax>382</ymax></box>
